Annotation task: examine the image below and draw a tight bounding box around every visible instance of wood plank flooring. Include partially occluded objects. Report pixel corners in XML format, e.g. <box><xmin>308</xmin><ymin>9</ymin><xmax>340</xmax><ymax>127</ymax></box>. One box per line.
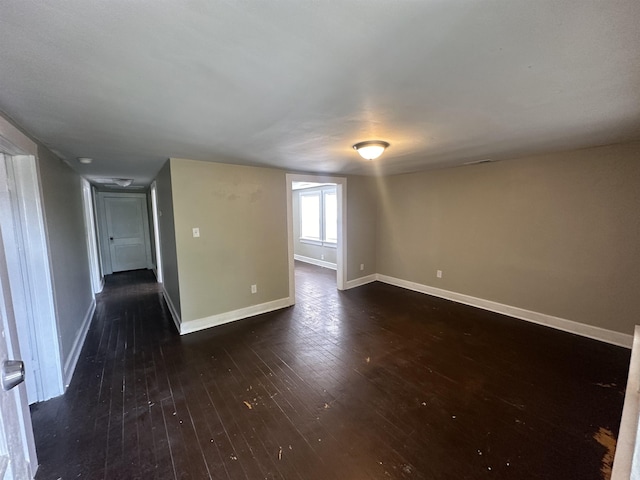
<box><xmin>31</xmin><ymin>262</ymin><xmax>630</xmax><ymax>479</ymax></box>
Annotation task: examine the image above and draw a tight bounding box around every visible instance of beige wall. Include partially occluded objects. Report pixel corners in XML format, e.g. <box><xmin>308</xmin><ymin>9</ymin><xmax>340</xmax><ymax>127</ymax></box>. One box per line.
<box><xmin>376</xmin><ymin>142</ymin><xmax>640</xmax><ymax>335</ymax></box>
<box><xmin>170</xmin><ymin>158</ymin><xmax>290</xmax><ymax>324</ymax></box>
<box><xmin>161</xmin><ymin>161</ymin><xmax>378</xmax><ymax>328</ymax></box>
<box><xmin>347</xmin><ymin>175</ymin><xmax>378</xmax><ymax>280</ymax></box>
<box><xmin>155</xmin><ymin>160</ymin><xmax>181</xmax><ymax>318</ymax></box>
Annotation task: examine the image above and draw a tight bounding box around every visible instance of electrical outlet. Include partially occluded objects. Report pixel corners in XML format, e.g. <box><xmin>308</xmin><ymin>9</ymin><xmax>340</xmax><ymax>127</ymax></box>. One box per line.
<box><xmin>321</xmin><ymin>254</ymin><xmax>324</xmax><ymax>260</ymax></box>
<box><xmin>360</xmin><ymin>264</ymin><xmax>365</xmax><ymax>271</ymax></box>
<box><xmin>251</xmin><ymin>284</ymin><xmax>257</xmax><ymax>294</ymax></box>
<box><xmin>192</xmin><ymin>227</ymin><xmax>200</xmax><ymax>238</ymax></box>
<box><xmin>436</xmin><ymin>270</ymin><xmax>443</xmax><ymax>278</ymax></box>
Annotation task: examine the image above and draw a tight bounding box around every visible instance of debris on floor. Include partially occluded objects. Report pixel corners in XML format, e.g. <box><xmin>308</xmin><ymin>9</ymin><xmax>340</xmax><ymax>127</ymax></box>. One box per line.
<box><xmin>593</xmin><ymin>427</ymin><xmax>616</xmax><ymax>479</ymax></box>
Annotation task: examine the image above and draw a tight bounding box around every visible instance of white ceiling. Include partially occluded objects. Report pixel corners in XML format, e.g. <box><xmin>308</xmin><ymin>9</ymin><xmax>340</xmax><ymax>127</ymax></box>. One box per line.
<box><xmin>1</xmin><ymin>1</ymin><xmax>639</xmax><ymax>186</ymax></box>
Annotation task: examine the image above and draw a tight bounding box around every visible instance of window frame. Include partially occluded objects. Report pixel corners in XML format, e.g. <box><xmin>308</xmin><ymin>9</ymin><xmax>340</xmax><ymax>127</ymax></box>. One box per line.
<box><xmin>298</xmin><ymin>186</ymin><xmax>337</xmax><ymax>248</ymax></box>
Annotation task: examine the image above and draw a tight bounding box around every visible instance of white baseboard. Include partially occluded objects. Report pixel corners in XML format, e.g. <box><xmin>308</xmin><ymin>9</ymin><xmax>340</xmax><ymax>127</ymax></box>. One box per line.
<box><xmin>97</xmin><ymin>277</ymin><xmax>104</xmax><ymax>293</ymax></box>
<box><xmin>345</xmin><ymin>274</ymin><xmax>377</xmax><ymax>290</ymax></box>
<box><xmin>181</xmin><ymin>297</ymin><xmax>293</xmax><ymax>335</ymax></box>
<box><xmin>294</xmin><ymin>254</ymin><xmax>337</xmax><ymax>270</ymax></box>
<box><xmin>162</xmin><ymin>286</ymin><xmax>182</xmax><ymax>334</ymax></box>
<box><xmin>377</xmin><ymin>274</ymin><xmax>633</xmax><ymax>348</ymax></box>
<box><xmin>63</xmin><ymin>298</ymin><xmax>96</xmax><ymax>388</ymax></box>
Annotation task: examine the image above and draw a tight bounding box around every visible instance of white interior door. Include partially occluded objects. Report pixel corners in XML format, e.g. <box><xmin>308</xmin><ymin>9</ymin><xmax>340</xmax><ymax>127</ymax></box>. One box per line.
<box><xmin>0</xmin><ymin>156</ymin><xmax>38</xmax><ymax>403</ymax></box>
<box><xmin>0</xmin><ymin>225</ymin><xmax>37</xmax><ymax>479</ymax></box>
<box><xmin>105</xmin><ymin>196</ymin><xmax>151</xmax><ymax>272</ymax></box>
<box><xmin>0</xmin><ymin>119</ymin><xmax>63</xmax><ymax>406</ymax></box>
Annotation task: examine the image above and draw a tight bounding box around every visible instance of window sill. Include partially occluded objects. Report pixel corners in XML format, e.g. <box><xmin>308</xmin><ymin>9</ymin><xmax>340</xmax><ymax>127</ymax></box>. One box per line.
<box><xmin>300</xmin><ymin>238</ymin><xmax>337</xmax><ymax>248</ymax></box>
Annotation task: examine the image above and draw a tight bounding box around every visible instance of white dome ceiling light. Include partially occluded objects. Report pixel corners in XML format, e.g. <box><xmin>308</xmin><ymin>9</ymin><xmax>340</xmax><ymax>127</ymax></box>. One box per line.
<box><xmin>353</xmin><ymin>140</ymin><xmax>390</xmax><ymax>160</ymax></box>
<box><xmin>113</xmin><ymin>178</ymin><xmax>134</xmax><ymax>187</ymax></box>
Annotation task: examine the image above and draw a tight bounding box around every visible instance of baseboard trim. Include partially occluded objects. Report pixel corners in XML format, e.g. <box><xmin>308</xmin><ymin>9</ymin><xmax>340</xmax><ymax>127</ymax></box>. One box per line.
<box><xmin>345</xmin><ymin>274</ymin><xmax>377</xmax><ymax>290</ymax></box>
<box><xmin>294</xmin><ymin>254</ymin><xmax>337</xmax><ymax>270</ymax></box>
<box><xmin>376</xmin><ymin>274</ymin><xmax>633</xmax><ymax>348</ymax></box>
<box><xmin>63</xmin><ymin>298</ymin><xmax>96</xmax><ymax>388</ymax></box>
<box><xmin>97</xmin><ymin>277</ymin><xmax>104</xmax><ymax>293</ymax></box>
<box><xmin>181</xmin><ymin>297</ymin><xmax>292</xmax><ymax>335</ymax></box>
<box><xmin>162</xmin><ymin>286</ymin><xmax>182</xmax><ymax>334</ymax></box>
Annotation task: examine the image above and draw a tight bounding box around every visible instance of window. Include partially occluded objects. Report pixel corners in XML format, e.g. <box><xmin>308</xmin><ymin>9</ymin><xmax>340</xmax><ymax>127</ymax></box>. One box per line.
<box><xmin>299</xmin><ymin>187</ymin><xmax>337</xmax><ymax>246</ymax></box>
<box><xmin>323</xmin><ymin>190</ymin><xmax>337</xmax><ymax>243</ymax></box>
<box><xmin>300</xmin><ymin>193</ymin><xmax>321</xmax><ymax>240</ymax></box>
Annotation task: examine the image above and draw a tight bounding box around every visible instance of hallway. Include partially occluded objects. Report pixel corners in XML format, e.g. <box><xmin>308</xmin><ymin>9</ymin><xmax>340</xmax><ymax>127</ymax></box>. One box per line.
<box><xmin>31</xmin><ymin>266</ymin><xmax>629</xmax><ymax>479</ymax></box>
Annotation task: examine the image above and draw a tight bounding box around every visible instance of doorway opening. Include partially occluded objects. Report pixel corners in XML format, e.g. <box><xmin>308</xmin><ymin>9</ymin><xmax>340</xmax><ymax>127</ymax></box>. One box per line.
<box><xmin>286</xmin><ymin>174</ymin><xmax>346</xmax><ymax>303</ymax></box>
<box><xmin>95</xmin><ymin>191</ymin><xmax>153</xmax><ymax>275</ymax></box>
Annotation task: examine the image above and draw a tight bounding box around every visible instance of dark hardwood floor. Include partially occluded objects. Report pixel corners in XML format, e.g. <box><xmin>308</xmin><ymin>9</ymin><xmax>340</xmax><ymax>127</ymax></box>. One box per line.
<box><xmin>31</xmin><ymin>262</ymin><xmax>630</xmax><ymax>479</ymax></box>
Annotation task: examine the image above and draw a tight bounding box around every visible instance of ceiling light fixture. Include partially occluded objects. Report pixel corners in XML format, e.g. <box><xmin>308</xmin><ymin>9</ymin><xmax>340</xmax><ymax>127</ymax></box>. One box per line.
<box><xmin>77</xmin><ymin>157</ymin><xmax>93</xmax><ymax>164</ymax></box>
<box><xmin>353</xmin><ymin>140</ymin><xmax>390</xmax><ymax>160</ymax></box>
<box><xmin>113</xmin><ymin>178</ymin><xmax>134</xmax><ymax>187</ymax></box>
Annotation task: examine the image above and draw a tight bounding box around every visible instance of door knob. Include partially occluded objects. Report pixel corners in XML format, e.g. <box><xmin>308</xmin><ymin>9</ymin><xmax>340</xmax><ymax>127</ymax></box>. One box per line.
<box><xmin>2</xmin><ymin>360</ymin><xmax>25</xmax><ymax>391</ymax></box>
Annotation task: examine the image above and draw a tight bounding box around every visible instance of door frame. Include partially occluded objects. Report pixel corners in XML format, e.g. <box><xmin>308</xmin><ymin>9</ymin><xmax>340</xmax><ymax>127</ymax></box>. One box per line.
<box><xmin>0</xmin><ymin>114</ymin><xmax>64</xmax><ymax>404</ymax></box>
<box><xmin>1</xmin><ymin>155</ymin><xmax>63</xmax><ymax>404</ymax></box>
<box><xmin>81</xmin><ymin>179</ymin><xmax>103</xmax><ymax>294</ymax></box>
<box><xmin>286</xmin><ymin>173</ymin><xmax>347</xmax><ymax>301</ymax></box>
<box><xmin>150</xmin><ymin>181</ymin><xmax>163</xmax><ymax>283</ymax></box>
<box><xmin>95</xmin><ymin>191</ymin><xmax>153</xmax><ymax>274</ymax></box>
<box><xmin>0</xmin><ymin>114</ymin><xmax>41</xmax><ymax>477</ymax></box>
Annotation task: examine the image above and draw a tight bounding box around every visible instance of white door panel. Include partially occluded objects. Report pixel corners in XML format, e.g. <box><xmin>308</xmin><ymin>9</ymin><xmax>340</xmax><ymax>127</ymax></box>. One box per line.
<box><xmin>0</xmin><ymin>225</ymin><xmax>36</xmax><ymax>479</ymax></box>
<box><xmin>105</xmin><ymin>196</ymin><xmax>150</xmax><ymax>272</ymax></box>
<box><xmin>0</xmin><ymin>157</ymin><xmax>39</xmax><ymax>403</ymax></box>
